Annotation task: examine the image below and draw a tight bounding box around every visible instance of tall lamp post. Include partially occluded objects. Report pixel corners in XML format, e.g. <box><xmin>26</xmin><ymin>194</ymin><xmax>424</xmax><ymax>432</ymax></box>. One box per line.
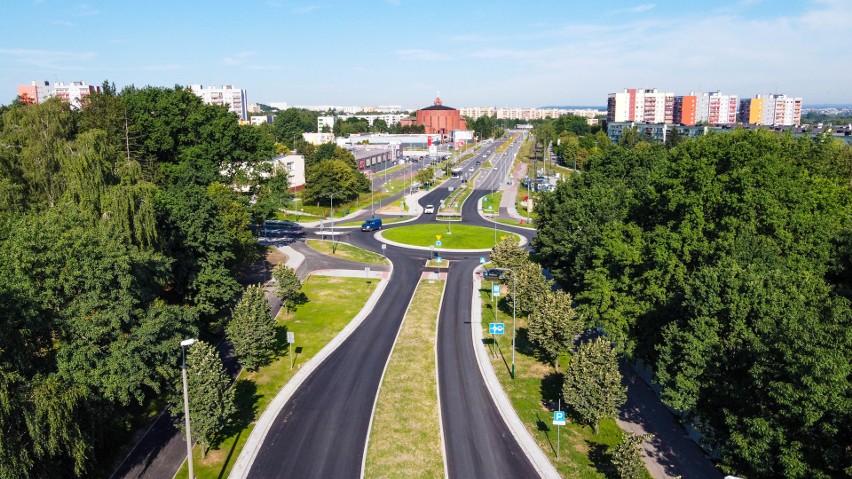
<box><xmin>180</xmin><ymin>338</ymin><xmax>197</xmax><ymax>479</ymax></box>
<box><xmin>492</xmin><ymin>268</ymin><xmax>517</xmax><ymax>379</ymax></box>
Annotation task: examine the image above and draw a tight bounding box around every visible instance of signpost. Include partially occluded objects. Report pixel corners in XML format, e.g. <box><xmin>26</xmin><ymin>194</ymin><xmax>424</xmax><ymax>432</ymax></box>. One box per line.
<box><xmin>553</xmin><ymin>400</ymin><xmax>565</xmax><ymax>457</ymax></box>
<box><xmin>365</xmin><ymin>266</ymin><xmax>370</xmax><ymax>283</ymax></box>
<box><xmin>381</xmin><ymin>243</ymin><xmax>386</xmax><ymax>257</ymax></box>
<box><xmin>492</xmin><ymin>284</ymin><xmax>501</xmax><ymax>296</ymax></box>
<box><xmin>287</xmin><ymin>332</ymin><xmax>295</xmax><ymax>369</ymax></box>
<box><xmin>436</xmin><ymin>240</ymin><xmax>442</xmax><ymax>247</ymax></box>
<box><xmin>489</xmin><ymin>322</ymin><xmax>504</xmax><ymax>357</ymax></box>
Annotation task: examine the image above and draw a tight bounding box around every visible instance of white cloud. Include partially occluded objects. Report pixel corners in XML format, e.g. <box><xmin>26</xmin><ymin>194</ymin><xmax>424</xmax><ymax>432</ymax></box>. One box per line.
<box><xmin>0</xmin><ymin>48</ymin><xmax>96</xmax><ymax>69</ymax></box>
<box><xmin>293</xmin><ymin>4</ymin><xmax>321</xmax><ymax>14</ymax></box>
<box><xmin>223</xmin><ymin>51</ymin><xmax>257</xmax><ymax>66</ymax></box>
<box><xmin>611</xmin><ymin>3</ymin><xmax>655</xmax><ymax>15</ymax></box>
<box><xmin>395</xmin><ymin>49</ymin><xmax>446</xmax><ymax>61</ymax></box>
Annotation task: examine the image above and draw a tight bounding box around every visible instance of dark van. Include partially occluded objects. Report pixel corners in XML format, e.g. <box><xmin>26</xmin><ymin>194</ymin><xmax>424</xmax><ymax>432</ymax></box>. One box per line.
<box><xmin>361</xmin><ymin>218</ymin><xmax>382</xmax><ymax>231</ymax></box>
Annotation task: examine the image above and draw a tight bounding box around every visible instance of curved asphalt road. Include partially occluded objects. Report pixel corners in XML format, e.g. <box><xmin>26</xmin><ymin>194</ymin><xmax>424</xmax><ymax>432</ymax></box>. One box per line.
<box><xmin>247</xmin><ymin>136</ymin><xmax>540</xmax><ymax>478</ymax></box>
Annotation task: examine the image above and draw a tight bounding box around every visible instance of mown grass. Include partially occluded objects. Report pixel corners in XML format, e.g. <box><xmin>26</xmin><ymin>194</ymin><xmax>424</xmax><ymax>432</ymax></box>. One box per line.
<box><xmin>482</xmin><ymin>191</ymin><xmax>502</xmax><ymax>214</ymax></box>
<box><xmin>382</xmin><ymin>224</ymin><xmax>518</xmax><ymax>249</ymax></box>
<box><xmin>478</xmin><ymin>287</ymin><xmax>651</xmax><ymax>479</ymax></box>
<box><xmin>306</xmin><ymin>239</ymin><xmax>389</xmax><ymax>265</ymax></box>
<box><xmin>364</xmin><ymin>280</ymin><xmax>446</xmax><ymax>478</ymax></box>
<box><xmin>175</xmin><ymin>276</ymin><xmax>378</xmax><ymax>479</ymax></box>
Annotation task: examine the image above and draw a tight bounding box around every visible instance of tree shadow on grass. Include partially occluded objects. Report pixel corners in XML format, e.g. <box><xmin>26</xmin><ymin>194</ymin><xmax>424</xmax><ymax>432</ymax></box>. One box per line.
<box><xmin>514</xmin><ymin>327</ymin><xmax>535</xmax><ymax>357</ymax></box>
<box><xmin>540</xmin><ymin>371</ymin><xmax>564</xmax><ymax>410</ymax></box>
<box><xmin>210</xmin><ymin>379</ymin><xmax>260</xmax><ymax>477</ymax></box>
<box><xmin>272</xmin><ymin>324</ymin><xmax>291</xmax><ymax>356</ymax></box>
<box><xmin>535</xmin><ymin>411</ymin><xmax>556</xmax><ymax>455</ymax></box>
<box><xmin>586</xmin><ymin>441</ymin><xmax>617</xmax><ymax>479</ymax></box>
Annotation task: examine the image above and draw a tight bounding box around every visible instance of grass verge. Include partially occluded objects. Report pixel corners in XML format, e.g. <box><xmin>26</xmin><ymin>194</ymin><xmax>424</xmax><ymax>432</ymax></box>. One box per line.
<box><xmin>382</xmin><ymin>224</ymin><xmax>519</xmax><ymax>249</ymax></box>
<box><xmin>306</xmin><ymin>239</ymin><xmax>388</xmax><ymax>265</ymax></box>
<box><xmin>364</xmin><ymin>280</ymin><xmax>446</xmax><ymax>478</ymax></box>
<box><xmin>174</xmin><ymin>276</ymin><xmax>378</xmax><ymax>479</ymax></box>
<box><xmin>478</xmin><ymin>286</ymin><xmax>652</xmax><ymax>479</ymax></box>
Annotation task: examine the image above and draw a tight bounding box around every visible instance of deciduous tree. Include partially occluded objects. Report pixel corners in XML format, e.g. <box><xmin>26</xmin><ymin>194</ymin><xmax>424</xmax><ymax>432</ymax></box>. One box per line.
<box><xmin>562</xmin><ymin>337</ymin><xmax>625</xmax><ymax>433</ymax></box>
<box><xmin>227</xmin><ymin>284</ymin><xmax>277</xmax><ymax>371</ymax></box>
<box><xmin>179</xmin><ymin>340</ymin><xmax>235</xmax><ymax>457</ymax></box>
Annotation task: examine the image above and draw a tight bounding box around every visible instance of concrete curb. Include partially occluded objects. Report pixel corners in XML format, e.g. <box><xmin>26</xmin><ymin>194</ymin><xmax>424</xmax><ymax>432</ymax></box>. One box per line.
<box><xmin>470</xmin><ymin>272</ymin><xmax>560</xmax><ymax>479</ymax></box>
<box><xmin>228</xmin><ymin>262</ymin><xmax>394</xmax><ymax>479</ymax></box>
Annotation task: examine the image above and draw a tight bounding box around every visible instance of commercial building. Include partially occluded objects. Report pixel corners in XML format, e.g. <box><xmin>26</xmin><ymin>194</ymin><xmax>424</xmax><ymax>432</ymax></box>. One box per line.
<box><xmin>414</xmin><ymin>96</ymin><xmax>467</xmax><ymax>137</ymax></box>
<box><xmin>17</xmin><ymin>80</ymin><xmax>101</xmax><ymax>108</ymax></box>
<box><xmin>335</xmin><ymin>133</ymin><xmax>441</xmax><ymax>149</ymax></box>
<box><xmin>189</xmin><ymin>84</ymin><xmax>248</xmax><ymax>121</ymax></box>
<box><xmin>607</xmin><ymin>88</ymin><xmax>674</xmax><ymax>124</ymax></box>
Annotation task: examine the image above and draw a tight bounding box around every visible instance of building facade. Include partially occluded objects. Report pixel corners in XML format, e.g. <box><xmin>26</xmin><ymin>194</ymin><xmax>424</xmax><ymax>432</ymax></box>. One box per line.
<box><xmin>673</xmin><ymin>95</ymin><xmax>697</xmax><ymax>125</ymax></box>
<box><xmin>607</xmin><ymin>88</ymin><xmax>674</xmax><ymax>124</ymax></box>
<box><xmin>414</xmin><ymin>97</ymin><xmax>467</xmax><ymax>136</ymax></box>
<box><xmin>707</xmin><ymin>91</ymin><xmax>738</xmax><ymax>125</ymax></box>
<box><xmin>17</xmin><ymin>80</ymin><xmax>101</xmax><ymax>108</ymax></box>
<box><xmin>189</xmin><ymin>84</ymin><xmax>248</xmax><ymax>121</ymax></box>
<box><xmin>270</xmin><ymin>154</ymin><xmax>306</xmax><ymax>192</ymax></box>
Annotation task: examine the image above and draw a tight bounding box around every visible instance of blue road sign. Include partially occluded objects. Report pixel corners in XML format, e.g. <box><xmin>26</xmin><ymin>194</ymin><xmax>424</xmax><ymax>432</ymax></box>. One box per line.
<box><xmin>553</xmin><ymin>410</ymin><xmax>566</xmax><ymax>426</ymax></box>
<box><xmin>479</xmin><ymin>257</ymin><xmax>486</xmax><ymax>264</ymax></box>
<box><xmin>436</xmin><ymin>256</ymin><xmax>442</xmax><ymax>263</ymax></box>
<box><xmin>492</xmin><ymin>284</ymin><xmax>501</xmax><ymax>296</ymax></box>
<box><xmin>436</xmin><ymin>240</ymin><xmax>442</xmax><ymax>247</ymax></box>
<box><xmin>489</xmin><ymin>323</ymin><xmax>505</xmax><ymax>335</ymax></box>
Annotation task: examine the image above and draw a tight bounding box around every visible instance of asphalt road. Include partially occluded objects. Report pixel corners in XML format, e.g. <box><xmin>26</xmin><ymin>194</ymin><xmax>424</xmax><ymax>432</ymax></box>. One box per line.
<box><xmin>246</xmin><ymin>135</ymin><xmax>545</xmax><ymax>478</ymax></box>
<box><xmin>246</xmin><ymin>241</ymin><xmax>426</xmax><ymax>478</ymax></box>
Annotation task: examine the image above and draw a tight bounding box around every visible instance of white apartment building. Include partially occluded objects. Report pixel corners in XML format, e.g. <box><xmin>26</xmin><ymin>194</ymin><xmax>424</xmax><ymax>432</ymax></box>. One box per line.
<box><xmin>762</xmin><ymin>94</ymin><xmax>802</xmax><ymax>126</ymax></box>
<box><xmin>707</xmin><ymin>91</ymin><xmax>738</xmax><ymax>125</ymax></box>
<box><xmin>607</xmin><ymin>89</ymin><xmax>674</xmax><ymax>124</ymax></box>
<box><xmin>317</xmin><ymin>113</ymin><xmax>409</xmax><ymax>131</ymax></box>
<box><xmin>270</xmin><ymin>154</ymin><xmax>306</xmax><ymax>192</ymax></box>
<box><xmin>318</xmin><ymin>116</ymin><xmax>336</xmax><ymax>131</ymax></box>
<box><xmin>249</xmin><ymin>115</ymin><xmax>276</xmax><ymax>125</ymax></box>
<box><xmin>190</xmin><ymin>84</ymin><xmax>248</xmax><ymax>121</ymax></box>
<box><xmin>17</xmin><ymin>80</ymin><xmax>101</xmax><ymax>108</ymax></box>
<box><xmin>302</xmin><ymin>132</ymin><xmax>336</xmax><ymax>145</ymax></box>
<box><xmin>460</xmin><ymin>106</ymin><xmax>604</xmax><ymax>121</ymax></box>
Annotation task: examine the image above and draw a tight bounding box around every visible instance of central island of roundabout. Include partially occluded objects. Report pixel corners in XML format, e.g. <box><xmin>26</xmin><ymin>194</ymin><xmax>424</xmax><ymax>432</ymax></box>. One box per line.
<box><xmin>376</xmin><ymin>223</ymin><xmax>526</xmax><ymax>251</ymax></box>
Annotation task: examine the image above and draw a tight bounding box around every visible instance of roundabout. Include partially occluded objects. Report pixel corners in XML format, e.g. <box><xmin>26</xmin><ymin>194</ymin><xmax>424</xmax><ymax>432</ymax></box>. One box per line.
<box><xmin>377</xmin><ymin>223</ymin><xmax>525</xmax><ymax>251</ymax></box>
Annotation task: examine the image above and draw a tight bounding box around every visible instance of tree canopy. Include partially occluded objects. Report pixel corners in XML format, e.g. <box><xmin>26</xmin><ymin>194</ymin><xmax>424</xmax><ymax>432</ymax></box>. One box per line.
<box><xmin>534</xmin><ymin>129</ymin><xmax>852</xmax><ymax>478</ymax></box>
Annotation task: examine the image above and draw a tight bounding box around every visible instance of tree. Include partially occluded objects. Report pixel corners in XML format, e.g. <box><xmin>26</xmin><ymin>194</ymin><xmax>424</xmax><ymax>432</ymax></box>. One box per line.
<box><xmin>611</xmin><ymin>432</ymin><xmax>652</xmax><ymax>479</ymax></box>
<box><xmin>490</xmin><ymin>237</ymin><xmax>527</xmax><ymax>270</ymax></box>
<box><xmin>508</xmin><ymin>261</ymin><xmax>552</xmax><ymax>318</ymax></box>
<box><xmin>227</xmin><ymin>284</ymin><xmax>277</xmax><ymax>371</ymax></box>
<box><xmin>303</xmin><ymin>159</ymin><xmax>368</xmax><ymax>205</ymax></box>
<box><xmin>179</xmin><ymin>340</ymin><xmax>235</xmax><ymax>457</ymax></box>
<box><xmin>562</xmin><ymin>337</ymin><xmax>626</xmax><ymax>433</ymax></box>
<box><xmin>527</xmin><ymin>289</ymin><xmax>580</xmax><ymax>369</ymax></box>
<box><xmin>272</xmin><ymin>263</ymin><xmax>302</xmax><ymax>314</ymax></box>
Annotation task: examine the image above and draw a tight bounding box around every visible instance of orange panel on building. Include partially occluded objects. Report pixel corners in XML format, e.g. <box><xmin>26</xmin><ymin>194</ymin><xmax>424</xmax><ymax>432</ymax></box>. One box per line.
<box><xmin>674</xmin><ymin>95</ymin><xmax>696</xmax><ymax>126</ymax></box>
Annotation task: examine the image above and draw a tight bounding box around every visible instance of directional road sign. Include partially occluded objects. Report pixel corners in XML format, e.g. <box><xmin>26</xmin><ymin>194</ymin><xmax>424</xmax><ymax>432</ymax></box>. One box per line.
<box><xmin>489</xmin><ymin>323</ymin><xmax>505</xmax><ymax>335</ymax></box>
<box><xmin>492</xmin><ymin>284</ymin><xmax>501</xmax><ymax>296</ymax></box>
<box><xmin>553</xmin><ymin>410</ymin><xmax>566</xmax><ymax>426</ymax></box>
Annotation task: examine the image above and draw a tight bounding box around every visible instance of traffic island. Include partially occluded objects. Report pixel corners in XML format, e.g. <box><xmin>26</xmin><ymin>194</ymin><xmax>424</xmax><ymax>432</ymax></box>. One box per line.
<box><xmin>379</xmin><ymin>224</ymin><xmax>522</xmax><ymax>251</ymax></box>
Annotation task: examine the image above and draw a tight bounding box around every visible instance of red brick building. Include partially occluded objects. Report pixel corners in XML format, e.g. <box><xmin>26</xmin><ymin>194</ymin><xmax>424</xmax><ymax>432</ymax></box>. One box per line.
<box><xmin>414</xmin><ymin>96</ymin><xmax>466</xmax><ymax>137</ymax></box>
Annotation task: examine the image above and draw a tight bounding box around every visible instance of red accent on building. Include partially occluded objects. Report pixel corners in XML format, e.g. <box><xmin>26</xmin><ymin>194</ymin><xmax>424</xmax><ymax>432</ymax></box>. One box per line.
<box><xmin>673</xmin><ymin>96</ymin><xmax>697</xmax><ymax>126</ymax></box>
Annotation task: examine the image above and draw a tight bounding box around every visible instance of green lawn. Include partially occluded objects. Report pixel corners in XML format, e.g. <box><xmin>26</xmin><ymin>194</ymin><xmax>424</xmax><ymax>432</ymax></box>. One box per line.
<box><xmin>478</xmin><ymin>287</ymin><xmax>651</xmax><ymax>478</ymax></box>
<box><xmin>364</xmin><ymin>280</ymin><xmax>445</xmax><ymax>478</ymax></box>
<box><xmin>482</xmin><ymin>191</ymin><xmax>502</xmax><ymax>214</ymax></box>
<box><xmin>306</xmin><ymin>239</ymin><xmax>389</xmax><ymax>265</ymax></box>
<box><xmin>382</xmin><ymin>224</ymin><xmax>519</xmax><ymax>249</ymax></box>
<box><xmin>175</xmin><ymin>276</ymin><xmax>378</xmax><ymax>479</ymax></box>
<box><xmin>496</xmin><ymin>217</ymin><xmax>535</xmax><ymax>229</ymax></box>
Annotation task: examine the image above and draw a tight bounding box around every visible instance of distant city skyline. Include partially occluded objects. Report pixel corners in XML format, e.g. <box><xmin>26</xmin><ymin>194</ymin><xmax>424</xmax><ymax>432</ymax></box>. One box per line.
<box><xmin>2</xmin><ymin>0</ymin><xmax>851</xmax><ymax>107</ymax></box>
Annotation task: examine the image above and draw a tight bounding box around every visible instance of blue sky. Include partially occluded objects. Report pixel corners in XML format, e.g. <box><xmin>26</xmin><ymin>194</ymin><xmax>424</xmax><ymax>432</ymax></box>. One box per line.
<box><xmin>2</xmin><ymin>0</ymin><xmax>850</xmax><ymax>108</ymax></box>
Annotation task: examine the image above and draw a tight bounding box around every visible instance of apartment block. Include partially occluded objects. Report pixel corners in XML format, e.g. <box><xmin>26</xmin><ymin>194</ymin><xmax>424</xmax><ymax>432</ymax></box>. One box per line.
<box><xmin>673</xmin><ymin>95</ymin><xmax>697</xmax><ymax>125</ymax></box>
<box><xmin>707</xmin><ymin>91</ymin><xmax>738</xmax><ymax>125</ymax></box>
<box><xmin>607</xmin><ymin>88</ymin><xmax>674</xmax><ymax>124</ymax></box>
<box><xmin>737</xmin><ymin>94</ymin><xmax>802</xmax><ymax>126</ymax></box>
<box><xmin>190</xmin><ymin>84</ymin><xmax>248</xmax><ymax>121</ymax></box>
<box><xmin>17</xmin><ymin>80</ymin><xmax>101</xmax><ymax>108</ymax></box>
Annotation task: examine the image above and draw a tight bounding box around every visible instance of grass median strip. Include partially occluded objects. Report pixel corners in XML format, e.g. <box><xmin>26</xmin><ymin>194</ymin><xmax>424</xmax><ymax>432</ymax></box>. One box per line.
<box><xmin>381</xmin><ymin>224</ymin><xmax>519</xmax><ymax>249</ymax></box>
<box><xmin>175</xmin><ymin>276</ymin><xmax>378</xmax><ymax>479</ymax></box>
<box><xmin>478</xmin><ymin>287</ymin><xmax>650</xmax><ymax>478</ymax></box>
<box><xmin>365</xmin><ymin>280</ymin><xmax>446</xmax><ymax>478</ymax></box>
<box><xmin>307</xmin><ymin>239</ymin><xmax>389</xmax><ymax>265</ymax></box>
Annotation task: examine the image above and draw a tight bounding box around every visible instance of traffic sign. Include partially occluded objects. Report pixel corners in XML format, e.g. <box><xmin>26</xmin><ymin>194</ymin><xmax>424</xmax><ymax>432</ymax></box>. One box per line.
<box><xmin>479</xmin><ymin>257</ymin><xmax>486</xmax><ymax>264</ymax></box>
<box><xmin>436</xmin><ymin>240</ymin><xmax>442</xmax><ymax>247</ymax></box>
<box><xmin>489</xmin><ymin>323</ymin><xmax>505</xmax><ymax>335</ymax></box>
<box><xmin>287</xmin><ymin>332</ymin><xmax>295</xmax><ymax>344</ymax></box>
<box><xmin>436</xmin><ymin>256</ymin><xmax>442</xmax><ymax>263</ymax></box>
<box><xmin>492</xmin><ymin>284</ymin><xmax>501</xmax><ymax>296</ymax></box>
<box><xmin>553</xmin><ymin>410</ymin><xmax>566</xmax><ymax>426</ymax></box>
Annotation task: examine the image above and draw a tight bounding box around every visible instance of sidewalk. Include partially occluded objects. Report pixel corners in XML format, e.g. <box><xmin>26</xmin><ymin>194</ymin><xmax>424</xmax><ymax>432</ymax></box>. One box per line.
<box><xmin>499</xmin><ymin>161</ymin><xmax>528</xmax><ymax>221</ymax></box>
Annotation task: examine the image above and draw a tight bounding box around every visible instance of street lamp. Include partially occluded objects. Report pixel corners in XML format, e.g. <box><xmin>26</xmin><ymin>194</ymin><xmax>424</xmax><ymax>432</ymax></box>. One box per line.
<box><xmin>180</xmin><ymin>338</ymin><xmax>197</xmax><ymax>479</ymax></box>
<box><xmin>490</xmin><ymin>269</ymin><xmax>517</xmax><ymax>379</ymax></box>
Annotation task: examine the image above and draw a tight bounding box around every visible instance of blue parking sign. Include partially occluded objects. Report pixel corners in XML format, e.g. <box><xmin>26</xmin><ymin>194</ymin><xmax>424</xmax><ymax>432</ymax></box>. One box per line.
<box><xmin>553</xmin><ymin>410</ymin><xmax>566</xmax><ymax>426</ymax></box>
<box><xmin>492</xmin><ymin>284</ymin><xmax>500</xmax><ymax>296</ymax></box>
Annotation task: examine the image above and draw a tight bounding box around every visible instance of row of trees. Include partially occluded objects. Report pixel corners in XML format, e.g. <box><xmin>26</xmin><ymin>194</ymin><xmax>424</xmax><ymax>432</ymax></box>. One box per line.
<box><xmin>533</xmin><ymin>129</ymin><xmax>852</xmax><ymax>478</ymax></box>
<box><xmin>0</xmin><ymin>83</ymin><xmax>290</xmax><ymax>477</ymax></box>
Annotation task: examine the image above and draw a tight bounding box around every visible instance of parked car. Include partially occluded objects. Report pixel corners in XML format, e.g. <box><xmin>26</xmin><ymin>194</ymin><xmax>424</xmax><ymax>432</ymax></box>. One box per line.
<box><xmin>424</xmin><ymin>204</ymin><xmax>435</xmax><ymax>214</ymax></box>
<box><xmin>482</xmin><ymin>268</ymin><xmax>504</xmax><ymax>280</ymax></box>
<box><xmin>361</xmin><ymin>218</ymin><xmax>382</xmax><ymax>231</ymax></box>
